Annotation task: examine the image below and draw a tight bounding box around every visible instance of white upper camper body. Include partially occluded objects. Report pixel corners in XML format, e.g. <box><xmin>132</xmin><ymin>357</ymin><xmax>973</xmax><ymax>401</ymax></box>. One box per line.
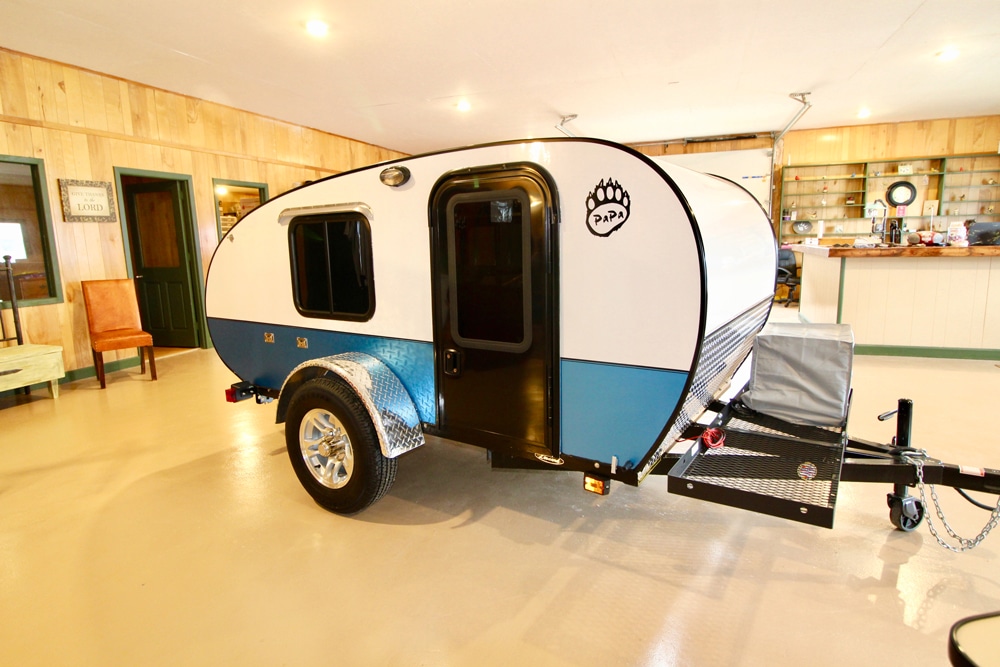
<box><xmin>207</xmin><ymin>138</ymin><xmax>776</xmax><ymax>486</ymax></box>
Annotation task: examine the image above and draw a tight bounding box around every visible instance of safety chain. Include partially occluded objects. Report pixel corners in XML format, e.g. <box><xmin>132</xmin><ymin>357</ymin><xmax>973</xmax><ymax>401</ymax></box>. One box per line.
<box><xmin>903</xmin><ymin>451</ymin><xmax>1000</xmax><ymax>553</ymax></box>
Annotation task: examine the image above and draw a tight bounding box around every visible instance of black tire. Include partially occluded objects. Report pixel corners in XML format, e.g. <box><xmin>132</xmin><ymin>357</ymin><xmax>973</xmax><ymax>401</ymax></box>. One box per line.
<box><xmin>889</xmin><ymin>497</ymin><xmax>925</xmax><ymax>532</ymax></box>
<box><xmin>284</xmin><ymin>376</ymin><xmax>396</xmax><ymax>514</ymax></box>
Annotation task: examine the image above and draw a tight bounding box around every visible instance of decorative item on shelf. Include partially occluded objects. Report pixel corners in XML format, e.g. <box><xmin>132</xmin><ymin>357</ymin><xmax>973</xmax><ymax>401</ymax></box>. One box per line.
<box><xmin>947</xmin><ymin>220</ymin><xmax>968</xmax><ymax>247</ymax></box>
<box><xmin>898</xmin><ymin>164</ymin><xmax>914</xmax><ymax>175</ymax></box>
<box><xmin>846</xmin><ymin>196</ymin><xmax>856</xmax><ymax>205</ymax></box>
<box><xmin>923</xmin><ymin>200</ymin><xmax>939</xmax><ymax>215</ymax></box>
<box><xmin>960</xmin><ymin>193</ymin><xmax>967</xmax><ymax>201</ymax></box>
<box><xmin>895</xmin><ymin>204</ymin><xmax>907</xmax><ymax>217</ymax></box>
<box><xmin>886</xmin><ymin>181</ymin><xmax>917</xmax><ymax>207</ymax></box>
<box><xmin>987</xmin><ymin>178</ymin><xmax>997</xmax><ymax>185</ymax></box>
<box><xmin>792</xmin><ymin>220</ymin><xmax>813</xmax><ymax>234</ymax></box>
<box><xmin>809</xmin><ymin>211</ymin><xmax>817</xmax><ymax>219</ymax></box>
<box><xmin>889</xmin><ymin>220</ymin><xmax>902</xmax><ymax>244</ymax></box>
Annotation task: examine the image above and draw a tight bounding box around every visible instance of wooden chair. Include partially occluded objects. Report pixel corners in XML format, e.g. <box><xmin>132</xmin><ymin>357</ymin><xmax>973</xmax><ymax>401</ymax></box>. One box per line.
<box><xmin>81</xmin><ymin>279</ymin><xmax>157</xmax><ymax>389</ymax></box>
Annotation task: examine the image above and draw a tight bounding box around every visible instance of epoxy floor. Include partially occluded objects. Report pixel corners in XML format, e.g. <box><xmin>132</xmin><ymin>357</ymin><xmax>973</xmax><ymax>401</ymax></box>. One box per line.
<box><xmin>2</xmin><ymin>336</ymin><xmax>999</xmax><ymax>665</ymax></box>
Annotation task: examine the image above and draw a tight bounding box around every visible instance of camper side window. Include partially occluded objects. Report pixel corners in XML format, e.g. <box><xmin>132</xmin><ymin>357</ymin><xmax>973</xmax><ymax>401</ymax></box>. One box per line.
<box><xmin>289</xmin><ymin>212</ymin><xmax>375</xmax><ymax>321</ymax></box>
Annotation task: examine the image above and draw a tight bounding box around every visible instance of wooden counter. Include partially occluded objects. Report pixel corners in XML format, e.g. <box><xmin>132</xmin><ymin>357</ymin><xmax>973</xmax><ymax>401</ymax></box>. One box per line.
<box><xmin>787</xmin><ymin>244</ymin><xmax>1000</xmax><ymax>359</ymax></box>
<box><xmin>791</xmin><ymin>244</ymin><xmax>1000</xmax><ymax>258</ymax></box>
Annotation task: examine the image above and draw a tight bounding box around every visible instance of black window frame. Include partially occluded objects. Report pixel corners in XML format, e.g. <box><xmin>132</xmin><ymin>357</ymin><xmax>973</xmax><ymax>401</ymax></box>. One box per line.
<box><xmin>288</xmin><ymin>211</ymin><xmax>376</xmax><ymax>322</ymax></box>
<box><xmin>0</xmin><ymin>154</ymin><xmax>62</xmax><ymax>306</ymax></box>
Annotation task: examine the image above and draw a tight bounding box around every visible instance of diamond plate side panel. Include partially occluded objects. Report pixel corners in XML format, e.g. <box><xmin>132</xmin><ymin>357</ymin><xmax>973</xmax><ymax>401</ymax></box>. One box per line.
<box><xmin>639</xmin><ymin>298</ymin><xmax>771</xmax><ymax>480</ymax></box>
<box><xmin>283</xmin><ymin>352</ymin><xmax>425</xmax><ymax>458</ymax></box>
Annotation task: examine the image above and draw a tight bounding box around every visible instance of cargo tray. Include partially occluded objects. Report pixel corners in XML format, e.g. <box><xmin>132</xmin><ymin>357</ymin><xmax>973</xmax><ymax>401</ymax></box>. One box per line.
<box><xmin>667</xmin><ymin>405</ymin><xmax>847</xmax><ymax>528</ymax></box>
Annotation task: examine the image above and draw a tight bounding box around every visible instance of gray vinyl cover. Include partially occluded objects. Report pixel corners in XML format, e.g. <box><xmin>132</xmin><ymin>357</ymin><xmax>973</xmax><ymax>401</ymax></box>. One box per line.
<box><xmin>742</xmin><ymin>323</ymin><xmax>854</xmax><ymax>427</ymax></box>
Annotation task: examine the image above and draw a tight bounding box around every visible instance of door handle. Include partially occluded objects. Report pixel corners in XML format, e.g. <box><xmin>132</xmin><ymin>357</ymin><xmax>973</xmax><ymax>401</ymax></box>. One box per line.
<box><xmin>443</xmin><ymin>349</ymin><xmax>461</xmax><ymax>376</ymax></box>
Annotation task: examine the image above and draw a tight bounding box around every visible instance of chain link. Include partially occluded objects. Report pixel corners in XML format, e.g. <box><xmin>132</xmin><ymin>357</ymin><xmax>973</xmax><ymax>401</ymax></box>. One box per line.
<box><xmin>903</xmin><ymin>452</ymin><xmax>1000</xmax><ymax>553</ymax></box>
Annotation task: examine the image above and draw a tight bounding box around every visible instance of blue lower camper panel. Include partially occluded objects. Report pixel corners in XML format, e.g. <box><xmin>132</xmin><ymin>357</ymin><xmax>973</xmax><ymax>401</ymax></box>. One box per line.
<box><xmin>560</xmin><ymin>359</ymin><xmax>688</xmax><ymax>469</ymax></box>
<box><xmin>208</xmin><ymin>318</ymin><xmax>435</xmax><ymax>423</ymax></box>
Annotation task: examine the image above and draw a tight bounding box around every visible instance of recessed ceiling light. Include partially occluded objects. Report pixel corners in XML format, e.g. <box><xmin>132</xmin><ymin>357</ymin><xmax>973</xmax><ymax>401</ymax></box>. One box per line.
<box><xmin>456</xmin><ymin>99</ymin><xmax>471</xmax><ymax>112</ymax></box>
<box><xmin>936</xmin><ymin>47</ymin><xmax>959</xmax><ymax>61</ymax></box>
<box><xmin>857</xmin><ymin>107</ymin><xmax>871</xmax><ymax>119</ymax></box>
<box><xmin>306</xmin><ymin>19</ymin><xmax>329</xmax><ymax>38</ymax></box>
<box><xmin>215</xmin><ymin>186</ymin><xmax>228</xmax><ymax>196</ymax></box>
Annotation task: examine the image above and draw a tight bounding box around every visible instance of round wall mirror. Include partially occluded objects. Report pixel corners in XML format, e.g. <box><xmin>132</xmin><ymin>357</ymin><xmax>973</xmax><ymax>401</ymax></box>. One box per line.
<box><xmin>886</xmin><ymin>181</ymin><xmax>917</xmax><ymax>207</ymax></box>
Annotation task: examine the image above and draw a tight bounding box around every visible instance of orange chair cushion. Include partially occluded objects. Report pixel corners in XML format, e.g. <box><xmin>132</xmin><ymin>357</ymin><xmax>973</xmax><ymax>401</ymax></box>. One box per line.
<box><xmin>81</xmin><ymin>279</ymin><xmax>144</xmax><ymax>334</ymax></box>
<box><xmin>82</xmin><ymin>279</ymin><xmax>156</xmax><ymax>356</ymax></box>
<box><xmin>91</xmin><ymin>329</ymin><xmax>153</xmax><ymax>352</ymax></box>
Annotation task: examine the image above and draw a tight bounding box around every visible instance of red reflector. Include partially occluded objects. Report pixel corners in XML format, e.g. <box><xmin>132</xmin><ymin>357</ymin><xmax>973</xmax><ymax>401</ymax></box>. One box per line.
<box><xmin>225</xmin><ymin>387</ymin><xmax>237</xmax><ymax>403</ymax></box>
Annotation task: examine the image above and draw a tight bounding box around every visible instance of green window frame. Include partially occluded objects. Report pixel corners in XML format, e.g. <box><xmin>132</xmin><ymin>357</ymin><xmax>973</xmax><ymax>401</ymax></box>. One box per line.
<box><xmin>0</xmin><ymin>155</ymin><xmax>62</xmax><ymax>306</ymax></box>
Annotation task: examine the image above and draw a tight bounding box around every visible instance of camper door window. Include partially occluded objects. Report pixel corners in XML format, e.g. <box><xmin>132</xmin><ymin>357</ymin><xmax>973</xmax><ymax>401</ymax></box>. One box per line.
<box><xmin>447</xmin><ymin>191</ymin><xmax>531</xmax><ymax>351</ymax></box>
<box><xmin>288</xmin><ymin>212</ymin><xmax>375</xmax><ymax>321</ymax></box>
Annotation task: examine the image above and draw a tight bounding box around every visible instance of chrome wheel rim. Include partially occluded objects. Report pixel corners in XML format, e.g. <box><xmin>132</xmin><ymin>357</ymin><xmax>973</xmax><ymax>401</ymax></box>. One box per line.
<box><xmin>299</xmin><ymin>408</ymin><xmax>354</xmax><ymax>489</ymax></box>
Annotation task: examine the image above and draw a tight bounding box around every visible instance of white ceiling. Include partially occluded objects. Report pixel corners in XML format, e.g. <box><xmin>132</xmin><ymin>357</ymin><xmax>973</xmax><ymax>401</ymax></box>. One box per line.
<box><xmin>2</xmin><ymin>0</ymin><xmax>998</xmax><ymax>156</ymax></box>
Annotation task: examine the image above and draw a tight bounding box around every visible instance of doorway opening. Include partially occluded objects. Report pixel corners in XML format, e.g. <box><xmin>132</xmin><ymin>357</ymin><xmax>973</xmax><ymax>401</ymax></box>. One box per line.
<box><xmin>212</xmin><ymin>179</ymin><xmax>268</xmax><ymax>241</ymax></box>
<box><xmin>115</xmin><ymin>169</ymin><xmax>207</xmax><ymax>351</ymax></box>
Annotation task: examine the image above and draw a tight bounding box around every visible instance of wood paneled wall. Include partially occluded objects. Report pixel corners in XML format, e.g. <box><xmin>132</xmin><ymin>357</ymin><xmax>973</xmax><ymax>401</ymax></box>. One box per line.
<box><xmin>632</xmin><ymin>135</ymin><xmax>773</xmax><ymax>157</ymax></box>
<box><xmin>774</xmin><ymin>116</ymin><xmax>1000</xmax><ymax>219</ymax></box>
<box><xmin>0</xmin><ymin>48</ymin><xmax>405</xmax><ymax>374</ymax></box>
<box><xmin>781</xmin><ymin>116</ymin><xmax>1000</xmax><ymax>165</ymax></box>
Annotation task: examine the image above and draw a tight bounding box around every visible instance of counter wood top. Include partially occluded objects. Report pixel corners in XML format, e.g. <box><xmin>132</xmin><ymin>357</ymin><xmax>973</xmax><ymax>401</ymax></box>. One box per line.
<box><xmin>788</xmin><ymin>244</ymin><xmax>1000</xmax><ymax>258</ymax></box>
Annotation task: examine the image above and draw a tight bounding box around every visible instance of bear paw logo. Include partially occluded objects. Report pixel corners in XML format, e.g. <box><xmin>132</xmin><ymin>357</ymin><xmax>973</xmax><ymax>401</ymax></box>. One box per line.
<box><xmin>586</xmin><ymin>178</ymin><xmax>630</xmax><ymax>237</ymax></box>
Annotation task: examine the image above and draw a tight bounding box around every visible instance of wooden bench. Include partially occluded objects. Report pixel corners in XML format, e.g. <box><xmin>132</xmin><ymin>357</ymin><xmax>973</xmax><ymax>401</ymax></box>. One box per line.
<box><xmin>1</xmin><ymin>255</ymin><xmax>65</xmax><ymax>398</ymax></box>
<box><xmin>0</xmin><ymin>344</ymin><xmax>64</xmax><ymax>398</ymax></box>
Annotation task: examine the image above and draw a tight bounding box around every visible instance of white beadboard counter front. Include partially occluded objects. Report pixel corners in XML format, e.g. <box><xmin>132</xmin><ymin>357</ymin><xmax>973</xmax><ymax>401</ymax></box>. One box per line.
<box><xmin>789</xmin><ymin>244</ymin><xmax>1000</xmax><ymax>358</ymax></box>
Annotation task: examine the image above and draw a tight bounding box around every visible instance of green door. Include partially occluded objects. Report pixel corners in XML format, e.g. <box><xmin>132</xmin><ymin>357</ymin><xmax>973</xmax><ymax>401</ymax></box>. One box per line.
<box><xmin>124</xmin><ymin>180</ymin><xmax>200</xmax><ymax>347</ymax></box>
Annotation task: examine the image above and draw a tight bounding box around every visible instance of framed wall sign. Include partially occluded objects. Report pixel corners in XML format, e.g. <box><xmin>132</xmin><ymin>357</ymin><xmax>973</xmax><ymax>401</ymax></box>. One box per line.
<box><xmin>59</xmin><ymin>179</ymin><xmax>117</xmax><ymax>222</ymax></box>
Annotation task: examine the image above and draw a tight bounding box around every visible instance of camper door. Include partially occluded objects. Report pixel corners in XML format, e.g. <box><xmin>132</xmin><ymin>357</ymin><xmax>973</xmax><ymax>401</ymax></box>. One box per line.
<box><xmin>430</xmin><ymin>166</ymin><xmax>557</xmax><ymax>459</ymax></box>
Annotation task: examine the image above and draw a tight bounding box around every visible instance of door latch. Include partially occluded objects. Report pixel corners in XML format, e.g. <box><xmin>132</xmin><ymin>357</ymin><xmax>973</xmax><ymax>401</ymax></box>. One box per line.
<box><xmin>443</xmin><ymin>349</ymin><xmax>462</xmax><ymax>376</ymax></box>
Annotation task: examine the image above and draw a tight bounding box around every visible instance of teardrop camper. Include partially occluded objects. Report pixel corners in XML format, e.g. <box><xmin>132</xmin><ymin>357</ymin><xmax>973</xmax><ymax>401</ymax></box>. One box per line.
<box><xmin>206</xmin><ymin>138</ymin><xmax>777</xmax><ymax>513</ymax></box>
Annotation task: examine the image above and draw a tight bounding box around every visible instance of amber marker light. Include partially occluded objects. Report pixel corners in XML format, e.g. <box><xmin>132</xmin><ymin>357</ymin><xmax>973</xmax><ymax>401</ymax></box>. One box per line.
<box><xmin>583</xmin><ymin>473</ymin><xmax>611</xmax><ymax>496</ymax></box>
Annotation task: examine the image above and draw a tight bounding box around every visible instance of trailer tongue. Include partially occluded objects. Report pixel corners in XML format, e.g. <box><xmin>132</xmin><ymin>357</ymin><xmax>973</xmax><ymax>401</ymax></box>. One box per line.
<box><xmin>659</xmin><ymin>322</ymin><xmax>1000</xmax><ymax>548</ymax></box>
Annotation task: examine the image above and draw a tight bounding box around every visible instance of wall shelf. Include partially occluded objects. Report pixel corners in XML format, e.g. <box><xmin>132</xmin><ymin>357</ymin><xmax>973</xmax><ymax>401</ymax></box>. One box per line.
<box><xmin>778</xmin><ymin>153</ymin><xmax>1000</xmax><ymax>244</ymax></box>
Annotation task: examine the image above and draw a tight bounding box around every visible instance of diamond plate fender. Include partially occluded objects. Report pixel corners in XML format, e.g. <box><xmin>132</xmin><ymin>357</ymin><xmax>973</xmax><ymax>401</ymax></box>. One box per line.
<box><xmin>275</xmin><ymin>352</ymin><xmax>425</xmax><ymax>458</ymax></box>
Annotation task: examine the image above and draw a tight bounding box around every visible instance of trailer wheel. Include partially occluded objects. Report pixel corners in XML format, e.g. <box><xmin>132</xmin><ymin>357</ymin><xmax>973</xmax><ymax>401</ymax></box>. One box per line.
<box><xmin>888</xmin><ymin>495</ymin><xmax>925</xmax><ymax>532</ymax></box>
<box><xmin>284</xmin><ymin>377</ymin><xmax>396</xmax><ymax>514</ymax></box>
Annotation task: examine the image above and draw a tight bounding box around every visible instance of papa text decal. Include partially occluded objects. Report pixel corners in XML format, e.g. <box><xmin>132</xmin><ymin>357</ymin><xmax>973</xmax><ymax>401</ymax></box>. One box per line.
<box><xmin>585</xmin><ymin>178</ymin><xmax>630</xmax><ymax>236</ymax></box>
